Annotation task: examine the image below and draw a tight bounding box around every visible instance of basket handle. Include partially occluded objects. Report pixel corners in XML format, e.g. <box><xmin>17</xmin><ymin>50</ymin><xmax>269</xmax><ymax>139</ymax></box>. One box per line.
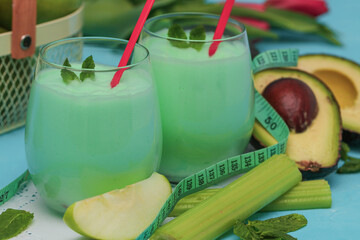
<box><xmin>11</xmin><ymin>0</ymin><xmax>37</xmax><ymax>59</ymax></box>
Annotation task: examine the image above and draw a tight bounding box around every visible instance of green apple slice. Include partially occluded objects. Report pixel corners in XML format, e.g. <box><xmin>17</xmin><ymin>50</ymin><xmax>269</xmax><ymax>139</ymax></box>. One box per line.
<box><xmin>63</xmin><ymin>172</ymin><xmax>172</xmax><ymax>240</ymax></box>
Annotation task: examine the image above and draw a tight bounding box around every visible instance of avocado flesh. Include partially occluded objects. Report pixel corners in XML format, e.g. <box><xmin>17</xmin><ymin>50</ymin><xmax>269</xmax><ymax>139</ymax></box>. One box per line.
<box><xmin>297</xmin><ymin>54</ymin><xmax>360</xmax><ymax>134</ymax></box>
<box><xmin>253</xmin><ymin>68</ymin><xmax>341</xmax><ymax>178</ymax></box>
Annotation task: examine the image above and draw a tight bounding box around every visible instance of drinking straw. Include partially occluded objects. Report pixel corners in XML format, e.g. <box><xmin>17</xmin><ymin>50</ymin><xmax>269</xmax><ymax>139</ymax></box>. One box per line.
<box><xmin>110</xmin><ymin>0</ymin><xmax>155</xmax><ymax>88</ymax></box>
<box><xmin>208</xmin><ymin>0</ymin><xmax>235</xmax><ymax>57</ymax></box>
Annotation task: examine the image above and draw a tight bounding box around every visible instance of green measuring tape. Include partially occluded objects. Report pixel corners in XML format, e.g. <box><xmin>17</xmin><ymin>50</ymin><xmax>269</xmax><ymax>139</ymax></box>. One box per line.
<box><xmin>0</xmin><ymin>48</ymin><xmax>298</xmax><ymax>239</ymax></box>
<box><xmin>0</xmin><ymin>170</ymin><xmax>29</xmax><ymax>206</ymax></box>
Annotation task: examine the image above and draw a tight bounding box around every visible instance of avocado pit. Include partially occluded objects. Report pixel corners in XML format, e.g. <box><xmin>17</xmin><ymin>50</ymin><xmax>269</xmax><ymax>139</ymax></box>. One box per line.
<box><xmin>262</xmin><ymin>78</ymin><xmax>318</xmax><ymax>133</ymax></box>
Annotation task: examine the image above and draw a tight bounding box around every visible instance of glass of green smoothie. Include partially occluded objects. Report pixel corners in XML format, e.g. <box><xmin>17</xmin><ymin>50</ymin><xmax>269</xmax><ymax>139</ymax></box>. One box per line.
<box><xmin>140</xmin><ymin>13</ymin><xmax>255</xmax><ymax>182</ymax></box>
<box><xmin>25</xmin><ymin>37</ymin><xmax>162</xmax><ymax>212</ymax></box>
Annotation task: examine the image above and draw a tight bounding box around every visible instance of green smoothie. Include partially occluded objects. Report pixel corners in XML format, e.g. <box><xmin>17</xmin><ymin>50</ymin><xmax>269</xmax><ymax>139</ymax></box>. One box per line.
<box><xmin>25</xmin><ymin>65</ymin><xmax>162</xmax><ymax>212</ymax></box>
<box><xmin>141</xmin><ymin>30</ymin><xmax>254</xmax><ymax>182</ymax></box>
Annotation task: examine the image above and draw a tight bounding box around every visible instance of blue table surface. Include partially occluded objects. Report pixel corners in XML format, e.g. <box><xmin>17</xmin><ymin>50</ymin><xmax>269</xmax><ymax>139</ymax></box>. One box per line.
<box><xmin>1</xmin><ymin>0</ymin><xmax>360</xmax><ymax>239</ymax></box>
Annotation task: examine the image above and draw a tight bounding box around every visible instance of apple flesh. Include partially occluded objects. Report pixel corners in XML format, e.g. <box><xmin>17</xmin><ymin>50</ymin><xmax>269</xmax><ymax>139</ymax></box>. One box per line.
<box><xmin>63</xmin><ymin>172</ymin><xmax>172</xmax><ymax>240</ymax></box>
<box><xmin>262</xmin><ymin>78</ymin><xmax>318</xmax><ymax>133</ymax></box>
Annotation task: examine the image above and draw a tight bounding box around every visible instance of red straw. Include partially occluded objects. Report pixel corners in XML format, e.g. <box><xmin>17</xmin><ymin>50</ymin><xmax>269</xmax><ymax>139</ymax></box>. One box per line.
<box><xmin>110</xmin><ymin>0</ymin><xmax>155</xmax><ymax>88</ymax></box>
<box><xmin>208</xmin><ymin>0</ymin><xmax>235</xmax><ymax>57</ymax></box>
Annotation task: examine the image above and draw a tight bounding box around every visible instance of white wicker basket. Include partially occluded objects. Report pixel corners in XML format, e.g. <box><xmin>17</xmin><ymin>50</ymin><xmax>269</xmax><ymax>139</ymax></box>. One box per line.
<box><xmin>0</xmin><ymin>6</ymin><xmax>83</xmax><ymax>134</ymax></box>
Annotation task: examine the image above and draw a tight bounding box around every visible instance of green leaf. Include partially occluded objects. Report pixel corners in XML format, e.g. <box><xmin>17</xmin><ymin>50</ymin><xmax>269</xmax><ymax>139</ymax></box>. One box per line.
<box><xmin>234</xmin><ymin>214</ymin><xmax>307</xmax><ymax>240</ymax></box>
<box><xmin>80</xmin><ymin>55</ymin><xmax>96</xmax><ymax>81</ymax></box>
<box><xmin>337</xmin><ymin>159</ymin><xmax>360</xmax><ymax>173</ymax></box>
<box><xmin>83</xmin><ymin>0</ymin><xmax>176</xmax><ymax>39</ymax></box>
<box><xmin>169</xmin><ymin>3</ymin><xmax>340</xmax><ymax>45</ymax></box>
<box><xmin>61</xmin><ymin>58</ymin><xmax>79</xmax><ymax>84</ymax></box>
<box><xmin>234</xmin><ymin>221</ymin><xmax>297</xmax><ymax>240</ymax></box>
<box><xmin>127</xmin><ymin>0</ymin><xmax>146</xmax><ymax>6</ymax></box>
<box><xmin>170</xmin><ymin>3</ymin><xmax>319</xmax><ymax>32</ymax></box>
<box><xmin>63</xmin><ymin>57</ymin><xmax>71</xmax><ymax>67</ymax></box>
<box><xmin>234</xmin><ymin>221</ymin><xmax>261</xmax><ymax>240</ymax></box>
<box><xmin>0</xmin><ymin>209</ymin><xmax>34</xmax><ymax>240</ymax></box>
<box><xmin>82</xmin><ymin>55</ymin><xmax>95</xmax><ymax>69</ymax></box>
<box><xmin>249</xmin><ymin>214</ymin><xmax>307</xmax><ymax>233</ymax></box>
<box><xmin>340</xmin><ymin>142</ymin><xmax>350</xmax><ymax>161</ymax></box>
<box><xmin>246</xmin><ymin>24</ymin><xmax>278</xmax><ymax>40</ymax></box>
<box><xmin>260</xmin><ymin>229</ymin><xmax>297</xmax><ymax>240</ymax></box>
<box><xmin>167</xmin><ymin>23</ymin><xmax>189</xmax><ymax>49</ymax></box>
<box><xmin>189</xmin><ymin>25</ymin><xmax>206</xmax><ymax>51</ymax></box>
<box><xmin>260</xmin><ymin>7</ymin><xmax>321</xmax><ymax>32</ymax></box>
<box><xmin>317</xmin><ymin>25</ymin><xmax>342</xmax><ymax>46</ymax></box>
<box><xmin>337</xmin><ymin>143</ymin><xmax>360</xmax><ymax>173</ymax></box>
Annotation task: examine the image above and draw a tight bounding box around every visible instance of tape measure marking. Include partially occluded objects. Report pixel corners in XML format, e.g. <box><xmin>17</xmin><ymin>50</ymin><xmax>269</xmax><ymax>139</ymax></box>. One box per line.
<box><xmin>0</xmin><ymin>48</ymin><xmax>298</xmax><ymax>239</ymax></box>
<box><xmin>252</xmin><ymin>48</ymin><xmax>298</xmax><ymax>74</ymax></box>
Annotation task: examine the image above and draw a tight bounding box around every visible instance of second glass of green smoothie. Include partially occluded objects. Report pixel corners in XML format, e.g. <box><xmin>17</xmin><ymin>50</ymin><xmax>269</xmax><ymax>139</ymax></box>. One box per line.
<box><xmin>140</xmin><ymin>13</ymin><xmax>255</xmax><ymax>182</ymax></box>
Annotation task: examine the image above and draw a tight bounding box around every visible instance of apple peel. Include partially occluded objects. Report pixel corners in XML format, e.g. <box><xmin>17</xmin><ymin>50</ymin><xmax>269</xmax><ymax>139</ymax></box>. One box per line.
<box><xmin>63</xmin><ymin>172</ymin><xmax>172</xmax><ymax>240</ymax></box>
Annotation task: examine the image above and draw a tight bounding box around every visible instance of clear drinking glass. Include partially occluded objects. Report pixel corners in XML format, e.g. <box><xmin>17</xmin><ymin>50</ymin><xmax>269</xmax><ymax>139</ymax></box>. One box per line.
<box><xmin>140</xmin><ymin>13</ymin><xmax>255</xmax><ymax>182</ymax></box>
<box><xmin>25</xmin><ymin>37</ymin><xmax>162</xmax><ymax>212</ymax></box>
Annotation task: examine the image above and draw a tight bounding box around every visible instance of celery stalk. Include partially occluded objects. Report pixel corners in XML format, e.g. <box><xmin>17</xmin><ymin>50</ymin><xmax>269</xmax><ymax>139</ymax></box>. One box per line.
<box><xmin>262</xmin><ymin>179</ymin><xmax>331</xmax><ymax>211</ymax></box>
<box><xmin>169</xmin><ymin>180</ymin><xmax>331</xmax><ymax>217</ymax></box>
<box><xmin>150</xmin><ymin>154</ymin><xmax>302</xmax><ymax>240</ymax></box>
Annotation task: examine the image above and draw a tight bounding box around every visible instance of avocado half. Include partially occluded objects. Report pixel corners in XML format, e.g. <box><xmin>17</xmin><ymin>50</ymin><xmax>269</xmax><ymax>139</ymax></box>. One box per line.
<box><xmin>253</xmin><ymin>68</ymin><xmax>342</xmax><ymax>179</ymax></box>
<box><xmin>297</xmin><ymin>55</ymin><xmax>360</xmax><ymax>137</ymax></box>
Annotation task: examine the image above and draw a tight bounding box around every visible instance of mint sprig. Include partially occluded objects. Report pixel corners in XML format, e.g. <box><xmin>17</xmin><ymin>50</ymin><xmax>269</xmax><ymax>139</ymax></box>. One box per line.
<box><xmin>60</xmin><ymin>56</ymin><xmax>96</xmax><ymax>84</ymax></box>
<box><xmin>189</xmin><ymin>25</ymin><xmax>206</xmax><ymax>51</ymax></box>
<box><xmin>167</xmin><ymin>24</ymin><xmax>206</xmax><ymax>51</ymax></box>
<box><xmin>168</xmin><ymin>24</ymin><xmax>188</xmax><ymax>49</ymax></box>
<box><xmin>234</xmin><ymin>214</ymin><xmax>307</xmax><ymax>240</ymax></box>
<box><xmin>61</xmin><ymin>58</ymin><xmax>79</xmax><ymax>84</ymax></box>
<box><xmin>0</xmin><ymin>209</ymin><xmax>34</xmax><ymax>240</ymax></box>
<box><xmin>80</xmin><ymin>55</ymin><xmax>95</xmax><ymax>81</ymax></box>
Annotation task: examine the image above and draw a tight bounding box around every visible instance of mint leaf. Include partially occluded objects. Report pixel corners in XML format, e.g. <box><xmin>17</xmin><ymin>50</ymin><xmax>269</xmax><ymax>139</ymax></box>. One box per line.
<box><xmin>340</xmin><ymin>142</ymin><xmax>350</xmax><ymax>161</ymax></box>
<box><xmin>0</xmin><ymin>209</ymin><xmax>34</xmax><ymax>240</ymax></box>
<box><xmin>234</xmin><ymin>214</ymin><xmax>307</xmax><ymax>240</ymax></box>
<box><xmin>337</xmin><ymin>158</ymin><xmax>360</xmax><ymax>173</ymax></box>
<box><xmin>61</xmin><ymin>58</ymin><xmax>79</xmax><ymax>84</ymax></box>
<box><xmin>249</xmin><ymin>214</ymin><xmax>307</xmax><ymax>233</ymax></box>
<box><xmin>80</xmin><ymin>55</ymin><xmax>96</xmax><ymax>81</ymax></box>
<box><xmin>337</xmin><ymin>143</ymin><xmax>360</xmax><ymax>173</ymax></box>
<box><xmin>82</xmin><ymin>55</ymin><xmax>95</xmax><ymax>70</ymax></box>
<box><xmin>63</xmin><ymin>57</ymin><xmax>71</xmax><ymax>67</ymax></box>
<box><xmin>167</xmin><ymin>24</ymin><xmax>189</xmax><ymax>49</ymax></box>
<box><xmin>189</xmin><ymin>25</ymin><xmax>206</xmax><ymax>51</ymax></box>
<box><xmin>260</xmin><ymin>229</ymin><xmax>297</xmax><ymax>240</ymax></box>
<box><xmin>234</xmin><ymin>221</ymin><xmax>261</xmax><ymax>240</ymax></box>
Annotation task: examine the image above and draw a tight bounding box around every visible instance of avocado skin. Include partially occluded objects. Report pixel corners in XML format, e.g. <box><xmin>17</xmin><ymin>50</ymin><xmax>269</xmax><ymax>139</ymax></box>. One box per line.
<box><xmin>301</xmin><ymin>53</ymin><xmax>360</xmax><ymax>72</ymax></box>
<box><xmin>301</xmin><ymin>164</ymin><xmax>338</xmax><ymax>180</ymax></box>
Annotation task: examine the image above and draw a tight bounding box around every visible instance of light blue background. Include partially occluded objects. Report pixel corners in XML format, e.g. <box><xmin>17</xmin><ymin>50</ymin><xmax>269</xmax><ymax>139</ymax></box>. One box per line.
<box><xmin>1</xmin><ymin>0</ymin><xmax>360</xmax><ymax>239</ymax></box>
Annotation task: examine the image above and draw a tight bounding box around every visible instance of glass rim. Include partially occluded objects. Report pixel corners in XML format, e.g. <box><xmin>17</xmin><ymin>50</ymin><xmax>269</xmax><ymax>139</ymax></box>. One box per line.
<box><xmin>143</xmin><ymin>12</ymin><xmax>247</xmax><ymax>43</ymax></box>
<box><xmin>39</xmin><ymin>37</ymin><xmax>150</xmax><ymax>72</ymax></box>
